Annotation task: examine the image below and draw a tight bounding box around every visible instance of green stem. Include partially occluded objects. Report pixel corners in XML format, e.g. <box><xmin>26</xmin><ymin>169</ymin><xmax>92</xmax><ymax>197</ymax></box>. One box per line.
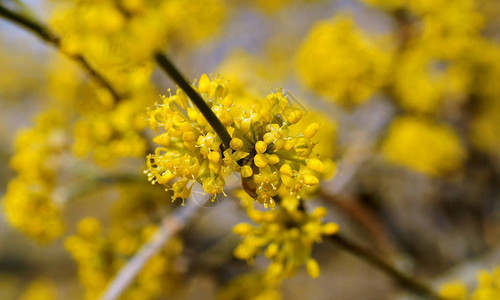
<box><xmin>329</xmin><ymin>234</ymin><xmax>444</xmax><ymax>300</ymax></box>
<box><xmin>0</xmin><ymin>3</ymin><xmax>121</xmax><ymax>102</ymax></box>
<box><xmin>154</xmin><ymin>52</ymin><xmax>232</xmax><ymax>150</ymax></box>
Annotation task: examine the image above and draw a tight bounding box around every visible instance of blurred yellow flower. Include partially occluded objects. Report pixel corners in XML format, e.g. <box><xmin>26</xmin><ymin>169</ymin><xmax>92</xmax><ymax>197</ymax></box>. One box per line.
<box><xmin>381</xmin><ymin>116</ymin><xmax>466</xmax><ymax>176</ymax></box>
<box><xmin>296</xmin><ymin>15</ymin><xmax>391</xmax><ymax>106</ymax></box>
<box><xmin>439</xmin><ymin>266</ymin><xmax>500</xmax><ymax>300</ymax></box>
<box><xmin>233</xmin><ymin>191</ymin><xmax>338</xmax><ymax>281</ymax></box>
<box><xmin>19</xmin><ymin>279</ymin><xmax>57</xmax><ymax>300</ymax></box>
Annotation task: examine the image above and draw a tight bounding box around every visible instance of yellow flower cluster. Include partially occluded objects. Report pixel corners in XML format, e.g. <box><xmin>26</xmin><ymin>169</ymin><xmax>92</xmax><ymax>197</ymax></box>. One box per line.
<box><xmin>381</xmin><ymin>116</ymin><xmax>466</xmax><ymax>176</ymax></box>
<box><xmin>51</xmin><ymin>0</ymin><xmax>226</xmax><ymax>65</ymax></box>
<box><xmin>65</xmin><ymin>217</ymin><xmax>183</xmax><ymax>300</ymax></box>
<box><xmin>217</xmin><ymin>50</ymin><xmax>338</xmax><ymax>165</ymax></box>
<box><xmin>390</xmin><ymin>0</ymin><xmax>486</xmax><ymax>113</ymax></box>
<box><xmin>218</xmin><ymin>272</ymin><xmax>282</xmax><ymax>300</ymax></box>
<box><xmin>439</xmin><ymin>266</ymin><xmax>500</xmax><ymax>300</ymax></box>
<box><xmin>295</xmin><ymin>15</ymin><xmax>391</xmax><ymax>106</ymax></box>
<box><xmin>146</xmin><ymin>74</ymin><xmax>328</xmax><ymax>209</ymax></box>
<box><xmin>2</xmin><ymin>111</ymin><xmax>67</xmax><ymax>243</ymax></box>
<box><xmin>19</xmin><ymin>279</ymin><xmax>57</xmax><ymax>300</ymax></box>
<box><xmin>48</xmin><ymin>0</ymin><xmax>225</xmax><ymax>165</ymax></box>
<box><xmin>233</xmin><ymin>191</ymin><xmax>339</xmax><ymax>281</ymax></box>
<box><xmin>72</xmin><ymin>98</ymin><xmax>148</xmax><ymax>165</ymax></box>
<box><xmin>46</xmin><ymin>56</ymin><xmax>150</xmax><ymax>166</ymax></box>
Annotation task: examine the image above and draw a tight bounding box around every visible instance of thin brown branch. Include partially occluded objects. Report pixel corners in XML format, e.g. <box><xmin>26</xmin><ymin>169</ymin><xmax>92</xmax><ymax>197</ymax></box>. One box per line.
<box><xmin>154</xmin><ymin>52</ymin><xmax>232</xmax><ymax>149</ymax></box>
<box><xmin>321</xmin><ymin>192</ymin><xmax>396</xmax><ymax>256</ymax></box>
<box><xmin>329</xmin><ymin>234</ymin><xmax>445</xmax><ymax>300</ymax></box>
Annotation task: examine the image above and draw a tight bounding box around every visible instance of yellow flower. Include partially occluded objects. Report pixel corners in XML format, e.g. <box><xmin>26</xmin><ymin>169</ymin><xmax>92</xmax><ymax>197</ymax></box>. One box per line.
<box><xmin>19</xmin><ymin>279</ymin><xmax>57</xmax><ymax>300</ymax></box>
<box><xmin>2</xmin><ymin>111</ymin><xmax>68</xmax><ymax>243</ymax></box>
<box><xmin>146</xmin><ymin>74</ymin><xmax>330</xmax><ymax>209</ymax></box>
<box><xmin>439</xmin><ymin>266</ymin><xmax>500</xmax><ymax>300</ymax></box>
<box><xmin>382</xmin><ymin>116</ymin><xmax>466</xmax><ymax>176</ymax></box>
<box><xmin>296</xmin><ymin>15</ymin><xmax>391</xmax><ymax>106</ymax></box>
<box><xmin>439</xmin><ymin>282</ymin><xmax>468</xmax><ymax>300</ymax></box>
<box><xmin>233</xmin><ymin>191</ymin><xmax>338</xmax><ymax>281</ymax></box>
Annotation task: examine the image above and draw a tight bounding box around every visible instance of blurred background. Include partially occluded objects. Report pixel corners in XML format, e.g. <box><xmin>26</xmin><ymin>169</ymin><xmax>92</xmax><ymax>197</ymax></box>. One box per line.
<box><xmin>0</xmin><ymin>0</ymin><xmax>499</xmax><ymax>299</ymax></box>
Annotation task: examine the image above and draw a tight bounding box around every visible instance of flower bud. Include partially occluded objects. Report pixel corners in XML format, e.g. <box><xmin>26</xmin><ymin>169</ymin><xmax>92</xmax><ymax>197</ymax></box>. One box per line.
<box><xmin>306</xmin><ymin>259</ymin><xmax>320</xmax><ymax>278</ymax></box>
<box><xmin>254</xmin><ymin>154</ymin><xmax>268</xmax><ymax>168</ymax></box>
<box><xmin>198</xmin><ymin>74</ymin><xmax>210</xmax><ymax>94</ymax></box>
<box><xmin>280</xmin><ymin>164</ymin><xmax>293</xmax><ymax>176</ymax></box>
<box><xmin>230</xmin><ymin>138</ymin><xmax>244</xmax><ymax>150</ymax></box>
<box><xmin>255</xmin><ymin>141</ymin><xmax>267</xmax><ymax>154</ymax></box>
<box><xmin>323</xmin><ymin>222</ymin><xmax>340</xmax><ymax>235</ymax></box>
<box><xmin>307</xmin><ymin>158</ymin><xmax>324</xmax><ymax>173</ymax></box>
<box><xmin>303</xmin><ymin>174</ymin><xmax>319</xmax><ymax>186</ymax></box>
<box><xmin>241</xmin><ymin>165</ymin><xmax>253</xmax><ymax>178</ymax></box>
<box><xmin>304</xmin><ymin>123</ymin><xmax>320</xmax><ymax>138</ymax></box>
<box><xmin>232</xmin><ymin>223</ymin><xmax>253</xmax><ymax>235</ymax></box>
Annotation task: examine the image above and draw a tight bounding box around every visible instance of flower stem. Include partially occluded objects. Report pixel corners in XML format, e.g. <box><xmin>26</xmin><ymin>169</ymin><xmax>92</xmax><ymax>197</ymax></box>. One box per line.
<box><xmin>154</xmin><ymin>52</ymin><xmax>232</xmax><ymax>150</ymax></box>
<box><xmin>0</xmin><ymin>3</ymin><xmax>121</xmax><ymax>102</ymax></box>
<box><xmin>329</xmin><ymin>234</ymin><xmax>444</xmax><ymax>300</ymax></box>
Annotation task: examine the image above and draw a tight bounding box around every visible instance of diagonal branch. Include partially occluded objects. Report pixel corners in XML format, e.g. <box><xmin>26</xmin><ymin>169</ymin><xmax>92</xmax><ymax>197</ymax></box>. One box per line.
<box><xmin>0</xmin><ymin>3</ymin><xmax>121</xmax><ymax>102</ymax></box>
<box><xmin>100</xmin><ymin>198</ymin><xmax>201</xmax><ymax>300</ymax></box>
<box><xmin>154</xmin><ymin>52</ymin><xmax>232</xmax><ymax>149</ymax></box>
<box><xmin>329</xmin><ymin>234</ymin><xmax>445</xmax><ymax>300</ymax></box>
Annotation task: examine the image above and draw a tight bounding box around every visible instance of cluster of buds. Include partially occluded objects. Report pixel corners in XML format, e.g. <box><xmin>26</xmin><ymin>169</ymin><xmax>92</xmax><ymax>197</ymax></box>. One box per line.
<box><xmin>145</xmin><ymin>74</ymin><xmax>327</xmax><ymax>209</ymax></box>
<box><xmin>233</xmin><ymin>191</ymin><xmax>339</xmax><ymax>280</ymax></box>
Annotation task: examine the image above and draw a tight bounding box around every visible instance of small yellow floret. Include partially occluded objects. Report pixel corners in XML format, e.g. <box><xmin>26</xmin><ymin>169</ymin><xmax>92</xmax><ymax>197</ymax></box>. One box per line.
<box><xmin>312</xmin><ymin>206</ymin><xmax>327</xmax><ymax>218</ymax></box>
<box><xmin>233</xmin><ymin>223</ymin><xmax>253</xmax><ymax>235</ymax></box>
<box><xmin>152</xmin><ymin>133</ymin><xmax>170</xmax><ymax>146</ymax></box>
<box><xmin>287</xmin><ymin>109</ymin><xmax>303</xmax><ymax>124</ymax></box>
<box><xmin>219</xmin><ymin>111</ymin><xmax>234</xmax><ymax>126</ymax></box>
<box><xmin>307</xmin><ymin>158</ymin><xmax>324</xmax><ymax>173</ymax></box>
<box><xmin>303</xmin><ymin>174</ymin><xmax>319</xmax><ymax>186</ymax></box>
<box><xmin>208</xmin><ymin>151</ymin><xmax>220</xmax><ymax>163</ymax></box>
<box><xmin>77</xmin><ymin>218</ymin><xmax>101</xmax><ymax>238</ymax></box>
<box><xmin>306</xmin><ymin>259</ymin><xmax>320</xmax><ymax>278</ymax></box>
<box><xmin>254</xmin><ymin>154</ymin><xmax>268</xmax><ymax>168</ymax></box>
<box><xmin>255</xmin><ymin>141</ymin><xmax>267</xmax><ymax>154</ymax></box>
<box><xmin>199</xmin><ymin>74</ymin><xmax>210</xmax><ymax>94</ymax></box>
<box><xmin>280</xmin><ymin>164</ymin><xmax>293</xmax><ymax>176</ymax></box>
<box><xmin>265</xmin><ymin>243</ymin><xmax>279</xmax><ymax>258</ymax></box>
<box><xmin>182</xmin><ymin>131</ymin><xmax>196</xmax><ymax>142</ymax></box>
<box><xmin>304</xmin><ymin>123</ymin><xmax>320</xmax><ymax>138</ymax></box>
<box><xmin>323</xmin><ymin>222</ymin><xmax>340</xmax><ymax>235</ymax></box>
<box><xmin>241</xmin><ymin>165</ymin><xmax>253</xmax><ymax>178</ymax></box>
<box><xmin>230</xmin><ymin>138</ymin><xmax>244</xmax><ymax>150</ymax></box>
<box><xmin>263</xmin><ymin>132</ymin><xmax>275</xmax><ymax>144</ymax></box>
<box><xmin>268</xmin><ymin>154</ymin><xmax>280</xmax><ymax>165</ymax></box>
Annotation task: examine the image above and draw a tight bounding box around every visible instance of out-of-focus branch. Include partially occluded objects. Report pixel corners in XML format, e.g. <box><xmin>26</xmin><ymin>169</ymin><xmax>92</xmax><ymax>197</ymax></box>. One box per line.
<box><xmin>52</xmin><ymin>173</ymin><xmax>143</xmax><ymax>205</ymax></box>
<box><xmin>320</xmin><ymin>100</ymin><xmax>396</xmax><ymax>253</ymax></box>
<box><xmin>100</xmin><ymin>198</ymin><xmax>201</xmax><ymax>300</ymax></box>
<box><xmin>321</xmin><ymin>192</ymin><xmax>396</xmax><ymax>256</ymax></box>
<box><xmin>324</xmin><ymin>99</ymin><xmax>394</xmax><ymax>195</ymax></box>
<box><xmin>319</xmin><ymin>101</ymin><xmax>445</xmax><ymax>298</ymax></box>
<box><xmin>0</xmin><ymin>3</ymin><xmax>121</xmax><ymax>102</ymax></box>
<box><xmin>329</xmin><ymin>234</ymin><xmax>445</xmax><ymax>300</ymax></box>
